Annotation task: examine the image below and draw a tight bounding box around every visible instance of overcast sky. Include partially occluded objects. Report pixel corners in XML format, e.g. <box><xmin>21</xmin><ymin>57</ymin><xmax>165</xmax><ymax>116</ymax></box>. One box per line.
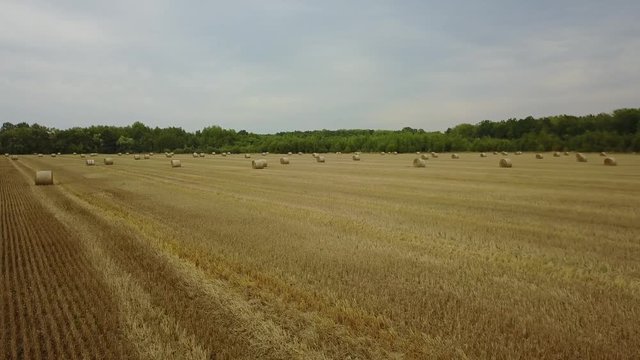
<box><xmin>1</xmin><ymin>1</ymin><xmax>639</xmax><ymax>133</ymax></box>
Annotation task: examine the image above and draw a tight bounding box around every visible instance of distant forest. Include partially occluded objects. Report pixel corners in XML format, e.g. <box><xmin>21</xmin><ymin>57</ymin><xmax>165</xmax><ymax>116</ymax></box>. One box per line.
<box><xmin>2</xmin><ymin>108</ymin><xmax>639</xmax><ymax>154</ymax></box>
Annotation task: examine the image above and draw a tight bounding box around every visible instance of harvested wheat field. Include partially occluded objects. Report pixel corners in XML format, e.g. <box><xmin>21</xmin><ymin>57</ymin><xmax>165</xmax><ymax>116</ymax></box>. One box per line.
<box><xmin>2</xmin><ymin>153</ymin><xmax>640</xmax><ymax>359</ymax></box>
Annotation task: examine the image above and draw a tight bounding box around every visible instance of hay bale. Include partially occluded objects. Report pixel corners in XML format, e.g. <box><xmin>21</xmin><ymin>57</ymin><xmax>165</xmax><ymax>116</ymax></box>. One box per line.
<box><xmin>451</xmin><ymin>153</ymin><xmax>459</xmax><ymax>159</ymax></box>
<box><xmin>553</xmin><ymin>152</ymin><xmax>560</xmax><ymax>157</ymax></box>
<box><xmin>316</xmin><ymin>156</ymin><xmax>325</xmax><ymax>163</ymax></box>
<box><xmin>199</xmin><ymin>153</ymin><xmax>205</xmax><ymax>157</ymax></box>
<box><xmin>10</xmin><ymin>155</ymin><xmax>18</xmax><ymax>160</ymax></box>
<box><xmin>501</xmin><ymin>151</ymin><xmax>508</xmax><ymax>156</ymax></box>
<box><xmin>431</xmin><ymin>152</ymin><xmax>438</xmax><ymax>158</ymax></box>
<box><xmin>38</xmin><ymin>154</ymin><xmax>43</xmax><ymax>157</ymax></box>
<box><xmin>221</xmin><ymin>153</ymin><xmax>227</xmax><ymax>157</ymax></box>
<box><xmin>4</xmin><ymin>153</ymin><xmax>8</xmax><ymax>157</ymax></box>
<box><xmin>90</xmin><ymin>153</ymin><xmax>97</xmax><ymax>157</ymax></box>
<box><xmin>420</xmin><ymin>154</ymin><xmax>429</xmax><ymax>160</ymax></box>
<box><xmin>80</xmin><ymin>154</ymin><xmax>86</xmax><ymax>158</ymax></box>
<box><xmin>413</xmin><ymin>158</ymin><xmax>426</xmax><ymax>167</ymax></box>
<box><xmin>72</xmin><ymin>152</ymin><xmax>77</xmax><ymax>155</ymax></box>
<box><xmin>576</xmin><ymin>153</ymin><xmax>587</xmax><ymax>162</ymax></box>
<box><xmin>35</xmin><ymin>170</ymin><xmax>53</xmax><ymax>185</ymax></box>
<box><xmin>499</xmin><ymin>158</ymin><xmax>512</xmax><ymax>168</ymax></box>
<box><xmin>480</xmin><ymin>152</ymin><xmax>487</xmax><ymax>157</ymax></box>
<box><xmin>564</xmin><ymin>151</ymin><xmax>569</xmax><ymax>156</ymax></box>
<box><xmin>261</xmin><ymin>152</ymin><xmax>267</xmax><ymax>156</ymax></box>
<box><xmin>312</xmin><ymin>152</ymin><xmax>319</xmax><ymax>158</ymax></box>
<box><xmin>150</xmin><ymin>152</ymin><xmax>154</xmax><ymax>156</ymax></box>
<box><xmin>104</xmin><ymin>158</ymin><xmax>114</xmax><ymax>165</ymax></box>
<box><xmin>288</xmin><ymin>152</ymin><xmax>292</xmax><ymax>155</ymax></box>
<box><xmin>171</xmin><ymin>159</ymin><xmax>182</xmax><ymax>167</ymax></box>
<box><xmin>392</xmin><ymin>151</ymin><xmax>398</xmax><ymax>155</ymax></box>
<box><xmin>86</xmin><ymin>159</ymin><xmax>95</xmax><ymax>166</ymax></box>
<box><xmin>536</xmin><ymin>153</ymin><xmax>543</xmax><ymax>159</ymax></box>
<box><xmin>416</xmin><ymin>152</ymin><xmax>421</xmax><ymax>155</ymax></box>
<box><xmin>280</xmin><ymin>157</ymin><xmax>290</xmax><ymax>165</ymax></box>
<box><xmin>227</xmin><ymin>152</ymin><xmax>231</xmax><ymax>155</ymax></box>
<box><xmin>193</xmin><ymin>152</ymin><xmax>199</xmax><ymax>158</ymax></box>
<box><xmin>125</xmin><ymin>152</ymin><xmax>130</xmax><ymax>155</ymax></box>
<box><xmin>51</xmin><ymin>153</ymin><xmax>56</xmax><ymax>157</ymax></box>
<box><xmin>298</xmin><ymin>152</ymin><xmax>303</xmax><ymax>155</ymax></box>
<box><xmin>144</xmin><ymin>154</ymin><xmax>150</xmax><ymax>159</ymax></box>
<box><xmin>212</xmin><ymin>152</ymin><xmax>216</xmax><ymax>155</ymax></box>
<box><xmin>352</xmin><ymin>154</ymin><xmax>360</xmax><ymax>161</ymax></box>
<box><xmin>516</xmin><ymin>151</ymin><xmax>522</xmax><ymax>155</ymax></box>
<box><xmin>604</xmin><ymin>157</ymin><xmax>617</xmax><ymax>166</ymax></box>
<box><xmin>600</xmin><ymin>152</ymin><xmax>607</xmax><ymax>157</ymax></box>
<box><xmin>133</xmin><ymin>154</ymin><xmax>141</xmax><ymax>160</ymax></box>
<box><xmin>245</xmin><ymin>154</ymin><xmax>251</xmax><ymax>158</ymax></box>
<box><xmin>252</xmin><ymin>159</ymin><xmax>267</xmax><ymax>169</ymax></box>
<box><xmin>381</xmin><ymin>152</ymin><xmax>386</xmax><ymax>155</ymax></box>
<box><xmin>165</xmin><ymin>153</ymin><xmax>173</xmax><ymax>158</ymax></box>
<box><xmin>118</xmin><ymin>153</ymin><xmax>122</xmax><ymax>156</ymax></box>
<box><xmin>493</xmin><ymin>151</ymin><xmax>498</xmax><ymax>155</ymax></box>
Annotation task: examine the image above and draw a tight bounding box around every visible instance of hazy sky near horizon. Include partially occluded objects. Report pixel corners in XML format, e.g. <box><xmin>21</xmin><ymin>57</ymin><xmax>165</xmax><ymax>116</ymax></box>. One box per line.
<box><xmin>1</xmin><ymin>1</ymin><xmax>639</xmax><ymax>133</ymax></box>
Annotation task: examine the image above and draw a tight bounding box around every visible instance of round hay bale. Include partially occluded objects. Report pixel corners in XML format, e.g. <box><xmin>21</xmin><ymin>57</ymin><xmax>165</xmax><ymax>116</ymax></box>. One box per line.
<box><xmin>86</xmin><ymin>159</ymin><xmax>95</xmax><ymax>166</ymax></box>
<box><xmin>416</xmin><ymin>152</ymin><xmax>421</xmax><ymax>155</ymax></box>
<box><xmin>381</xmin><ymin>152</ymin><xmax>386</xmax><ymax>155</ymax></box>
<box><xmin>171</xmin><ymin>159</ymin><xmax>182</xmax><ymax>167</ymax></box>
<box><xmin>104</xmin><ymin>158</ymin><xmax>114</xmax><ymax>165</ymax></box>
<box><xmin>245</xmin><ymin>154</ymin><xmax>251</xmax><ymax>158</ymax></box>
<box><xmin>150</xmin><ymin>152</ymin><xmax>154</xmax><ymax>156</ymax></box>
<box><xmin>252</xmin><ymin>159</ymin><xmax>267</xmax><ymax>169</ymax></box>
<box><xmin>80</xmin><ymin>154</ymin><xmax>86</xmax><ymax>158</ymax></box>
<box><xmin>316</xmin><ymin>156</ymin><xmax>325</xmax><ymax>163</ymax></box>
<box><xmin>125</xmin><ymin>152</ymin><xmax>130</xmax><ymax>155</ymax></box>
<box><xmin>72</xmin><ymin>152</ymin><xmax>77</xmax><ymax>155</ymax></box>
<box><xmin>480</xmin><ymin>152</ymin><xmax>487</xmax><ymax>157</ymax></box>
<box><xmin>451</xmin><ymin>153</ymin><xmax>459</xmax><ymax>159</ymax></box>
<box><xmin>413</xmin><ymin>158</ymin><xmax>426</xmax><ymax>167</ymax></box>
<box><xmin>352</xmin><ymin>154</ymin><xmax>360</xmax><ymax>161</ymax></box>
<box><xmin>604</xmin><ymin>157</ymin><xmax>617</xmax><ymax>166</ymax></box>
<box><xmin>133</xmin><ymin>154</ymin><xmax>141</xmax><ymax>160</ymax></box>
<box><xmin>493</xmin><ymin>151</ymin><xmax>498</xmax><ymax>155</ymax></box>
<box><xmin>564</xmin><ymin>151</ymin><xmax>569</xmax><ymax>156</ymax></box>
<box><xmin>4</xmin><ymin>153</ymin><xmax>8</xmax><ymax>157</ymax></box>
<box><xmin>535</xmin><ymin>153</ymin><xmax>543</xmax><ymax>159</ymax></box>
<box><xmin>10</xmin><ymin>155</ymin><xmax>18</xmax><ymax>160</ymax></box>
<box><xmin>600</xmin><ymin>152</ymin><xmax>607</xmax><ymax>157</ymax></box>
<box><xmin>221</xmin><ymin>153</ymin><xmax>227</xmax><ymax>157</ymax></box>
<box><xmin>165</xmin><ymin>153</ymin><xmax>173</xmax><ymax>158</ymax></box>
<box><xmin>392</xmin><ymin>151</ymin><xmax>398</xmax><ymax>155</ymax></box>
<box><xmin>288</xmin><ymin>152</ymin><xmax>292</xmax><ymax>155</ymax></box>
<box><xmin>420</xmin><ymin>154</ymin><xmax>429</xmax><ymax>160</ymax></box>
<box><xmin>576</xmin><ymin>153</ymin><xmax>587</xmax><ymax>162</ymax></box>
<box><xmin>499</xmin><ymin>158</ymin><xmax>512</xmax><ymax>168</ymax></box>
<box><xmin>199</xmin><ymin>153</ymin><xmax>205</xmax><ymax>157</ymax></box>
<box><xmin>280</xmin><ymin>157</ymin><xmax>290</xmax><ymax>165</ymax></box>
<box><xmin>144</xmin><ymin>154</ymin><xmax>150</xmax><ymax>159</ymax></box>
<box><xmin>431</xmin><ymin>152</ymin><xmax>438</xmax><ymax>158</ymax></box>
<box><xmin>553</xmin><ymin>152</ymin><xmax>560</xmax><ymax>157</ymax></box>
<box><xmin>50</xmin><ymin>153</ymin><xmax>56</xmax><ymax>157</ymax></box>
<box><xmin>35</xmin><ymin>170</ymin><xmax>53</xmax><ymax>185</ymax></box>
<box><xmin>38</xmin><ymin>154</ymin><xmax>43</xmax><ymax>157</ymax></box>
<box><xmin>516</xmin><ymin>151</ymin><xmax>523</xmax><ymax>155</ymax></box>
<box><xmin>90</xmin><ymin>153</ymin><xmax>97</xmax><ymax>157</ymax></box>
<box><xmin>312</xmin><ymin>152</ymin><xmax>319</xmax><ymax>158</ymax></box>
<box><xmin>261</xmin><ymin>152</ymin><xmax>267</xmax><ymax>156</ymax></box>
<box><xmin>501</xmin><ymin>151</ymin><xmax>508</xmax><ymax>156</ymax></box>
<box><xmin>118</xmin><ymin>153</ymin><xmax>122</xmax><ymax>156</ymax></box>
<box><xmin>298</xmin><ymin>152</ymin><xmax>303</xmax><ymax>155</ymax></box>
<box><xmin>193</xmin><ymin>152</ymin><xmax>199</xmax><ymax>158</ymax></box>
<box><xmin>212</xmin><ymin>152</ymin><xmax>216</xmax><ymax>155</ymax></box>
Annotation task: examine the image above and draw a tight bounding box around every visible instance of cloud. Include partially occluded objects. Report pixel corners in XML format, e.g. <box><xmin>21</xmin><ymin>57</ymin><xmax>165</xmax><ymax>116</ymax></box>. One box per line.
<box><xmin>1</xmin><ymin>1</ymin><xmax>639</xmax><ymax>132</ymax></box>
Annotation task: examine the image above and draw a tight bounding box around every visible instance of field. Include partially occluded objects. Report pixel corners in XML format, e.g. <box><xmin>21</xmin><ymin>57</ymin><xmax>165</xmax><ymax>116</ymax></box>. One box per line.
<box><xmin>2</xmin><ymin>152</ymin><xmax>640</xmax><ymax>359</ymax></box>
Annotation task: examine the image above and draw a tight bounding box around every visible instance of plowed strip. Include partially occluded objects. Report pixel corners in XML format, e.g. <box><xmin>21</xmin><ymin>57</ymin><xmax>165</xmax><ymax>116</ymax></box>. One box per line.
<box><xmin>0</xmin><ymin>159</ymin><xmax>135</xmax><ymax>359</ymax></box>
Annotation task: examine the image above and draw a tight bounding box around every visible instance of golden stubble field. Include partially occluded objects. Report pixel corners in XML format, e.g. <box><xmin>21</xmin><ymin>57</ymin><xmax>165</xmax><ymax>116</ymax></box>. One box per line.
<box><xmin>2</xmin><ymin>152</ymin><xmax>640</xmax><ymax>359</ymax></box>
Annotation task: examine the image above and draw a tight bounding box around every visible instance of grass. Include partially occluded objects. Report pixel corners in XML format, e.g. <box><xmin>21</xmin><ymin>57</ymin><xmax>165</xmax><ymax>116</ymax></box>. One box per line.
<box><xmin>4</xmin><ymin>152</ymin><xmax>640</xmax><ymax>359</ymax></box>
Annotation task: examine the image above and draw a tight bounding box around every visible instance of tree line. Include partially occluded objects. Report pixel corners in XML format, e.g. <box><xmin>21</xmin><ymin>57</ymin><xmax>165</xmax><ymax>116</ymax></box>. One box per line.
<box><xmin>2</xmin><ymin>108</ymin><xmax>639</xmax><ymax>154</ymax></box>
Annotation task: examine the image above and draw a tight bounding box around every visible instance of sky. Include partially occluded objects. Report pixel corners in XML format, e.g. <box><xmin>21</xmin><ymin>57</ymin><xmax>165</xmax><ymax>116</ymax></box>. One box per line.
<box><xmin>1</xmin><ymin>1</ymin><xmax>639</xmax><ymax>133</ymax></box>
